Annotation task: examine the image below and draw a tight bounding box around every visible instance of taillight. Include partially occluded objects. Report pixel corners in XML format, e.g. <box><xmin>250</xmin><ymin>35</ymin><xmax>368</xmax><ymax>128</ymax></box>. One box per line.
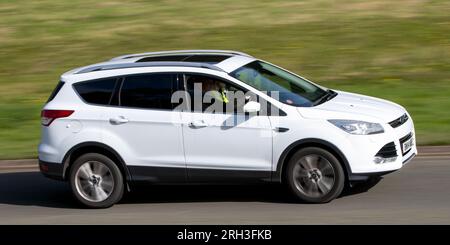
<box><xmin>41</xmin><ymin>110</ymin><xmax>74</xmax><ymax>126</ymax></box>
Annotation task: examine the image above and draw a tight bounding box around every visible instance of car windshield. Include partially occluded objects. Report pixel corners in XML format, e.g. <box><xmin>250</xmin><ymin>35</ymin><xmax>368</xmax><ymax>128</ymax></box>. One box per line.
<box><xmin>229</xmin><ymin>61</ymin><xmax>329</xmax><ymax>107</ymax></box>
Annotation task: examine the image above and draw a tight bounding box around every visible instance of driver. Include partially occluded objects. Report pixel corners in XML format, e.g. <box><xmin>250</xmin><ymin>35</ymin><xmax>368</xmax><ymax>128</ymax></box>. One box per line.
<box><xmin>203</xmin><ymin>79</ymin><xmax>229</xmax><ymax>104</ymax></box>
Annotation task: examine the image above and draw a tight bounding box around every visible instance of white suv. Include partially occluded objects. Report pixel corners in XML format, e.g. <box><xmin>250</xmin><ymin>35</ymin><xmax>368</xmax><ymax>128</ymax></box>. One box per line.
<box><xmin>39</xmin><ymin>50</ymin><xmax>417</xmax><ymax>208</ymax></box>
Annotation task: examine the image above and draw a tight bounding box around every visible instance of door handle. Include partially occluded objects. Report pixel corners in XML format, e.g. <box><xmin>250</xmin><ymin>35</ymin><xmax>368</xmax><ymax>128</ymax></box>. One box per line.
<box><xmin>109</xmin><ymin>116</ymin><xmax>129</xmax><ymax>125</ymax></box>
<box><xmin>188</xmin><ymin>120</ymin><xmax>208</xmax><ymax>128</ymax></box>
<box><xmin>274</xmin><ymin>127</ymin><xmax>289</xmax><ymax>132</ymax></box>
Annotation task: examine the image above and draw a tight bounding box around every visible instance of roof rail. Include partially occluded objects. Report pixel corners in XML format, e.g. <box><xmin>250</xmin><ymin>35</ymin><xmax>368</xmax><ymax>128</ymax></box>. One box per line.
<box><xmin>75</xmin><ymin>61</ymin><xmax>225</xmax><ymax>74</ymax></box>
<box><xmin>110</xmin><ymin>50</ymin><xmax>253</xmax><ymax>61</ymax></box>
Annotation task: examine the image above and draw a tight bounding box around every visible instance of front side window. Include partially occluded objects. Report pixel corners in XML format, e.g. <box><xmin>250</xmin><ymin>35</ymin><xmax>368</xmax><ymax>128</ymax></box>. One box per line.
<box><xmin>230</xmin><ymin>61</ymin><xmax>329</xmax><ymax>107</ymax></box>
<box><xmin>180</xmin><ymin>74</ymin><xmax>278</xmax><ymax>115</ymax></box>
<box><xmin>120</xmin><ymin>74</ymin><xmax>174</xmax><ymax>110</ymax></box>
<box><xmin>73</xmin><ymin>78</ymin><xmax>117</xmax><ymax>105</ymax></box>
<box><xmin>184</xmin><ymin>74</ymin><xmax>250</xmax><ymax>114</ymax></box>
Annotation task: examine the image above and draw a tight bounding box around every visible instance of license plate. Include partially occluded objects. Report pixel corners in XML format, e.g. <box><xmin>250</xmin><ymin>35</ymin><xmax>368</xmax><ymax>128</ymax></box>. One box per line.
<box><xmin>402</xmin><ymin>137</ymin><xmax>414</xmax><ymax>153</ymax></box>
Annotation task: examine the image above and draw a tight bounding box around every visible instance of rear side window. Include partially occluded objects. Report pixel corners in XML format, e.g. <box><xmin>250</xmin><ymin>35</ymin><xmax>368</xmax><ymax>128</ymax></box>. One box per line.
<box><xmin>120</xmin><ymin>74</ymin><xmax>174</xmax><ymax>110</ymax></box>
<box><xmin>47</xmin><ymin>81</ymin><xmax>65</xmax><ymax>102</ymax></box>
<box><xmin>73</xmin><ymin>78</ymin><xmax>117</xmax><ymax>105</ymax></box>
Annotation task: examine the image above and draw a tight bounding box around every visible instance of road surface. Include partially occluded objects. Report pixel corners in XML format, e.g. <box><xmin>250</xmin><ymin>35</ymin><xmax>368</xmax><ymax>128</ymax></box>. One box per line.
<box><xmin>0</xmin><ymin>151</ymin><xmax>449</xmax><ymax>224</ymax></box>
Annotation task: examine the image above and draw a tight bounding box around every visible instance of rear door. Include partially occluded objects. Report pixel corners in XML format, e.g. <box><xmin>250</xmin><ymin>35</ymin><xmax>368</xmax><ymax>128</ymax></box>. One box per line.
<box><xmin>101</xmin><ymin>73</ymin><xmax>186</xmax><ymax>183</ymax></box>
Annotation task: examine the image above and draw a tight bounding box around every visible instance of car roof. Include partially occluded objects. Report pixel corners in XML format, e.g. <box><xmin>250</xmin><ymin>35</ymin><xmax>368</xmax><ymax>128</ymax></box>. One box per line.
<box><xmin>62</xmin><ymin>50</ymin><xmax>257</xmax><ymax>80</ymax></box>
<box><xmin>109</xmin><ymin>49</ymin><xmax>253</xmax><ymax>60</ymax></box>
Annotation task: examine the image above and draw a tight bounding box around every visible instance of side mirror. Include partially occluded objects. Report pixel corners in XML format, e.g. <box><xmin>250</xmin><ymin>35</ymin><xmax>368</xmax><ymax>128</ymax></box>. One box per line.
<box><xmin>243</xmin><ymin>101</ymin><xmax>261</xmax><ymax>113</ymax></box>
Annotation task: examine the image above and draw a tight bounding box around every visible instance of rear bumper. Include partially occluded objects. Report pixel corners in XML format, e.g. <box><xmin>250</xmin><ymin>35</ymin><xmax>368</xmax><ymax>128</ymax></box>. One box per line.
<box><xmin>39</xmin><ymin>160</ymin><xmax>64</xmax><ymax>181</ymax></box>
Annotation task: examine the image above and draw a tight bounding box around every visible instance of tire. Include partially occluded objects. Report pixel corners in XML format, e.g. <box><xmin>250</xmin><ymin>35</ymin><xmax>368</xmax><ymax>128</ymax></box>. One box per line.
<box><xmin>286</xmin><ymin>147</ymin><xmax>345</xmax><ymax>203</ymax></box>
<box><xmin>69</xmin><ymin>153</ymin><xmax>124</xmax><ymax>208</ymax></box>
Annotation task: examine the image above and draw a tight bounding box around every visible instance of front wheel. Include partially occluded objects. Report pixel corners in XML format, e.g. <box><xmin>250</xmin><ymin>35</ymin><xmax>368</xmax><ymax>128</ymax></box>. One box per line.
<box><xmin>69</xmin><ymin>153</ymin><xmax>124</xmax><ymax>208</ymax></box>
<box><xmin>286</xmin><ymin>147</ymin><xmax>345</xmax><ymax>203</ymax></box>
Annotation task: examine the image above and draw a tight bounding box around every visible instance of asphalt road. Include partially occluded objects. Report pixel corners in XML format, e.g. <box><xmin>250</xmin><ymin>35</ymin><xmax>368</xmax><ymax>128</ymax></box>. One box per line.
<box><xmin>0</xmin><ymin>155</ymin><xmax>449</xmax><ymax>224</ymax></box>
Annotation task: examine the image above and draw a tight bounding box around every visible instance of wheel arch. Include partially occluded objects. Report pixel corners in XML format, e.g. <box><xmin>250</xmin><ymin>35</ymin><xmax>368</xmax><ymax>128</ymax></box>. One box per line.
<box><xmin>273</xmin><ymin>138</ymin><xmax>352</xmax><ymax>183</ymax></box>
<box><xmin>61</xmin><ymin>142</ymin><xmax>131</xmax><ymax>183</ymax></box>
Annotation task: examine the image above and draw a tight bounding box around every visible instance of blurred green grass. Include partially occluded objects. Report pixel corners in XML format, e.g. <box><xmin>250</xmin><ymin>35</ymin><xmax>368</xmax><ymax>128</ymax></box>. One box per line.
<box><xmin>0</xmin><ymin>0</ymin><xmax>449</xmax><ymax>159</ymax></box>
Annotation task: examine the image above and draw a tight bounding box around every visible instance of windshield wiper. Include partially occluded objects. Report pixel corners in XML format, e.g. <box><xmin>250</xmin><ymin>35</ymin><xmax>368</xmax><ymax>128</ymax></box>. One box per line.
<box><xmin>313</xmin><ymin>89</ymin><xmax>337</xmax><ymax>106</ymax></box>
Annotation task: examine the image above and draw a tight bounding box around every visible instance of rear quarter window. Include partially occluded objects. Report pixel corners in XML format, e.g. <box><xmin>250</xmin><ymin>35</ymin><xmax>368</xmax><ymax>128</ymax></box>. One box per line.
<box><xmin>73</xmin><ymin>78</ymin><xmax>118</xmax><ymax>105</ymax></box>
<box><xmin>47</xmin><ymin>81</ymin><xmax>65</xmax><ymax>102</ymax></box>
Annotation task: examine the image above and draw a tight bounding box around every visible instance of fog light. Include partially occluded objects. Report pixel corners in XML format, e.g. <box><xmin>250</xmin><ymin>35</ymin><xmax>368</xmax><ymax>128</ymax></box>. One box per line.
<box><xmin>374</xmin><ymin>156</ymin><xmax>397</xmax><ymax>164</ymax></box>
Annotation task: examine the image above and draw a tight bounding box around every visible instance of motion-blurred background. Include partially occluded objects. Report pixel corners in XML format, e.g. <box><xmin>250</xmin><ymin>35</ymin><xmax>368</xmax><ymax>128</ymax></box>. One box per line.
<box><xmin>0</xmin><ymin>0</ymin><xmax>449</xmax><ymax>159</ymax></box>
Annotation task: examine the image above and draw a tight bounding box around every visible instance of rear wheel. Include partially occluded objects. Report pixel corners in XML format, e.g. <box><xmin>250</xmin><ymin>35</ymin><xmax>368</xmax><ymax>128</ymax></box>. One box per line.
<box><xmin>286</xmin><ymin>147</ymin><xmax>345</xmax><ymax>203</ymax></box>
<box><xmin>69</xmin><ymin>153</ymin><xmax>124</xmax><ymax>208</ymax></box>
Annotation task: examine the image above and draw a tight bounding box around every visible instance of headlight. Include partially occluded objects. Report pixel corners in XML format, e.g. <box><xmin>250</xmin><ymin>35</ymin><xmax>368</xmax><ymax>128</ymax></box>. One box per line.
<box><xmin>328</xmin><ymin>120</ymin><xmax>384</xmax><ymax>135</ymax></box>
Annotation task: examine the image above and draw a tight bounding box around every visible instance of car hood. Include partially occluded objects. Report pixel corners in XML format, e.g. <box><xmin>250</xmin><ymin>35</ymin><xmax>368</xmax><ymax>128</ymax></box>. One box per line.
<box><xmin>298</xmin><ymin>90</ymin><xmax>406</xmax><ymax>123</ymax></box>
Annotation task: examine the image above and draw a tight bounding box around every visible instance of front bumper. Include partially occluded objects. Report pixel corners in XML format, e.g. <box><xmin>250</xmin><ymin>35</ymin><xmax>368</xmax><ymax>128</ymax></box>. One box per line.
<box><xmin>343</xmin><ymin>113</ymin><xmax>417</xmax><ymax>177</ymax></box>
<box><xmin>348</xmin><ymin>152</ymin><xmax>416</xmax><ymax>181</ymax></box>
<box><xmin>39</xmin><ymin>160</ymin><xmax>65</xmax><ymax>181</ymax></box>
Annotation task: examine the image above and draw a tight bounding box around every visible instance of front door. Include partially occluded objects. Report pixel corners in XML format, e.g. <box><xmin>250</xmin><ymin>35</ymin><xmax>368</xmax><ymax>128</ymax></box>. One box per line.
<box><xmin>179</xmin><ymin>73</ymin><xmax>273</xmax><ymax>182</ymax></box>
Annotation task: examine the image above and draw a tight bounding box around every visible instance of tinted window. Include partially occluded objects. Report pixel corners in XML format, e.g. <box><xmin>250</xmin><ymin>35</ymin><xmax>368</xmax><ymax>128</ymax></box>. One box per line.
<box><xmin>74</xmin><ymin>78</ymin><xmax>117</xmax><ymax>105</ymax></box>
<box><xmin>47</xmin><ymin>81</ymin><xmax>65</xmax><ymax>102</ymax></box>
<box><xmin>120</xmin><ymin>74</ymin><xmax>174</xmax><ymax>109</ymax></box>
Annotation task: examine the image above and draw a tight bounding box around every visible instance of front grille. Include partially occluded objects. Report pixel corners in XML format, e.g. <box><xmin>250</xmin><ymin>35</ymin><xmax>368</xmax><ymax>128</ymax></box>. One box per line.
<box><xmin>399</xmin><ymin>132</ymin><xmax>413</xmax><ymax>156</ymax></box>
<box><xmin>375</xmin><ymin>142</ymin><xmax>398</xmax><ymax>158</ymax></box>
<box><xmin>389</xmin><ymin>113</ymin><xmax>409</xmax><ymax>128</ymax></box>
